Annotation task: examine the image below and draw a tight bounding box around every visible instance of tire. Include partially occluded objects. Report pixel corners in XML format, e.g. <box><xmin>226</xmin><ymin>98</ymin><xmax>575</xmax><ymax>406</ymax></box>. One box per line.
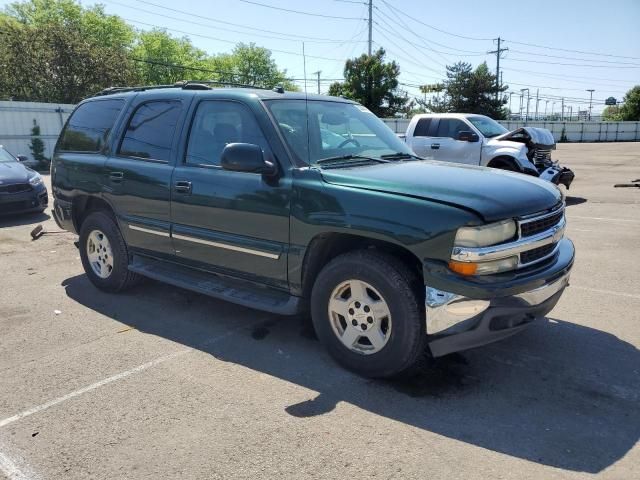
<box><xmin>79</xmin><ymin>211</ymin><xmax>140</xmax><ymax>292</ymax></box>
<box><xmin>311</xmin><ymin>250</ymin><xmax>427</xmax><ymax>378</ymax></box>
<box><xmin>489</xmin><ymin>156</ymin><xmax>518</xmax><ymax>172</ymax></box>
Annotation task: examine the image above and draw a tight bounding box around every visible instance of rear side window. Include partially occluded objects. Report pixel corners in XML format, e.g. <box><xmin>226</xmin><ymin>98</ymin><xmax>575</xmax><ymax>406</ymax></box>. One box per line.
<box><xmin>413</xmin><ymin>118</ymin><xmax>431</xmax><ymax>137</ymax></box>
<box><xmin>436</xmin><ymin>119</ymin><xmax>468</xmax><ymax>139</ymax></box>
<box><xmin>58</xmin><ymin>99</ymin><xmax>124</xmax><ymax>152</ymax></box>
<box><xmin>119</xmin><ymin>101</ymin><xmax>182</xmax><ymax>162</ymax></box>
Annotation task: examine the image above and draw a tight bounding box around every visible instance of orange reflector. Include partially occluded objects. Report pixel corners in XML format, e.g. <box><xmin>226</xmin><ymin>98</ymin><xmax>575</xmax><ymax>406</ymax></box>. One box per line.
<box><xmin>448</xmin><ymin>261</ymin><xmax>478</xmax><ymax>276</ymax></box>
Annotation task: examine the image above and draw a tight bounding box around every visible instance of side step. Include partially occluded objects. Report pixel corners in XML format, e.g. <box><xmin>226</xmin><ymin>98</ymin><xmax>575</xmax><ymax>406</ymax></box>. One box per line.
<box><xmin>129</xmin><ymin>255</ymin><xmax>303</xmax><ymax>315</ymax></box>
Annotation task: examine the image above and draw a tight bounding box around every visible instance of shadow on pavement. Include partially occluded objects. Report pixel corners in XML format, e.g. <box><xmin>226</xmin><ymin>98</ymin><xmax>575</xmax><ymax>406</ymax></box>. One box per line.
<box><xmin>565</xmin><ymin>196</ymin><xmax>588</xmax><ymax>207</ymax></box>
<box><xmin>62</xmin><ymin>274</ymin><xmax>639</xmax><ymax>474</ymax></box>
<box><xmin>0</xmin><ymin>210</ymin><xmax>50</xmax><ymax>228</ymax></box>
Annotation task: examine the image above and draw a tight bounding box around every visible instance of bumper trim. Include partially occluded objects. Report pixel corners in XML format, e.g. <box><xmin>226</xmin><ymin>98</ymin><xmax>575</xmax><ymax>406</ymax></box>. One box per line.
<box><xmin>425</xmin><ymin>271</ymin><xmax>570</xmax><ymax>355</ymax></box>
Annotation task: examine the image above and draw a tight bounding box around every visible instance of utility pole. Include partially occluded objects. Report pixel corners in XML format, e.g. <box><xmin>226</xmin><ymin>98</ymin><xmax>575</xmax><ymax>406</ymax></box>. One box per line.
<box><xmin>509</xmin><ymin>92</ymin><xmax>514</xmax><ymax>116</ymax></box>
<box><xmin>561</xmin><ymin>97</ymin><xmax>565</xmax><ymax>121</ymax></box>
<box><xmin>488</xmin><ymin>37</ymin><xmax>508</xmax><ymax>102</ymax></box>
<box><xmin>313</xmin><ymin>71</ymin><xmax>321</xmax><ymax>94</ymax></box>
<box><xmin>520</xmin><ymin>88</ymin><xmax>529</xmax><ymax>123</ymax></box>
<box><xmin>368</xmin><ymin>0</ymin><xmax>373</xmax><ymax>55</ymax></box>
<box><xmin>586</xmin><ymin>89</ymin><xmax>595</xmax><ymax>121</ymax></box>
<box><xmin>535</xmin><ymin>89</ymin><xmax>539</xmax><ymax>120</ymax></box>
<box><xmin>545</xmin><ymin>100</ymin><xmax>549</xmax><ymax>118</ymax></box>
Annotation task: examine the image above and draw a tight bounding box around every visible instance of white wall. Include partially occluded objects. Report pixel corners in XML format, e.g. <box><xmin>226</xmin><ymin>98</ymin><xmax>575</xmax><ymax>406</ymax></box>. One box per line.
<box><xmin>0</xmin><ymin>101</ymin><xmax>75</xmax><ymax>160</ymax></box>
<box><xmin>382</xmin><ymin>118</ymin><xmax>640</xmax><ymax>142</ymax></box>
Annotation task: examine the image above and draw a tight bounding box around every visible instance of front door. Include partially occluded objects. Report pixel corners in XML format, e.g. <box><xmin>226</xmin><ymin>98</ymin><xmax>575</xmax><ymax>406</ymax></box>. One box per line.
<box><xmin>170</xmin><ymin>99</ymin><xmax>290</xmax><ymax>289</ymax></box>
<box><xmin>431</xmin><ymin>118</ymin><xmax>482</xmax><ymax>165</ymax></box>
<box><xmin>104</xmin><ymin>98</ymin><xmax>186</xmax><ymax>255</ymax></box>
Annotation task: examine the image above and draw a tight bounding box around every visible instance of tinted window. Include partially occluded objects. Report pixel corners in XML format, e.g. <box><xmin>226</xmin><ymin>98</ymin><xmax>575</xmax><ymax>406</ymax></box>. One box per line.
<box><xmin>413</xmin><ymin>118</ymin><xmax>431</xmax><ymax>137</ymax></box>
<box><xmin>58</xmin><ymin>99</ymin><xmax>124</xmax><ymax>152</ymax></box>
<box><xmin>436</xmin><ymin>119</ymin><xmax>468</xmax><ymax>139</ymax></box>
<box><xmin>119</xmin><ymin>101</ymin><xmax>182</xmax><ymax>161</ymax></box>
<box><xmin>186</xmin><ymin>101</ymin><xmax>269</xmax><ymax>167</ymax></box>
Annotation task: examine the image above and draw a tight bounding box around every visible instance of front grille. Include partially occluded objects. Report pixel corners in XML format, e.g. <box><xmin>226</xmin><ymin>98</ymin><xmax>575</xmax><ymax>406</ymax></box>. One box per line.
<box><xmin>0</xmin><ymin>183</ymin><xmax>31</xmax><ymax>194</ymax></box>
<box><xmin>520</xmin><ymin>210</ymin><xmax>563</xmax><ymax>237</ymax></box>
<box><xmin>534</xmin><ymin>148</ymin><xmax>552</xmax><ymax>162</ymax></box>
<box><xmin>520</xmin><ymin>243</ymin><xmax>556</xmax><ymax>264</ymax></box>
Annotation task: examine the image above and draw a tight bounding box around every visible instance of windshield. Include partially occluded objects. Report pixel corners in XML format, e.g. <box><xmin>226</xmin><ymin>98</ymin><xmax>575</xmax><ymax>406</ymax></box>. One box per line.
<box><xmin>265</xmin><ymin>100</ymin><xmax>413</xmax><ymax>164</ymax></box>
<box><xmin>0</xmin><ymin>147</ymin><xmax>18</xmax><ymax>163</ymax></box>
<box><xmin>467</xmin><ymin>116</ymin><xmax>508</xmax><ymax>138</ymax></box>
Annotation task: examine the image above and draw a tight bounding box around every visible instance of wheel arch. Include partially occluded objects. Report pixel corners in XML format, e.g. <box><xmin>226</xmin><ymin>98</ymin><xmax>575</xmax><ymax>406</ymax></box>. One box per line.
<box><xmin>299</xmin><ymin>232</ymin><xmax>424</xmax><ymax>299</ymax></box>
<box><xmin>72</xmin><ymin>195</ymin><xmax>117</xmax><ymax>232</ymax></box>
<box><xmin>487</xmin><ymin>155</ymin><xmax>520</xmax><ymax>171</ymax></box>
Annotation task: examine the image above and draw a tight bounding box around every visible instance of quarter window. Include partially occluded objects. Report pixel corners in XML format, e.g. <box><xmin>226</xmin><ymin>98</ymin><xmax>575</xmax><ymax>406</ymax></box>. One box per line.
<box><xmin>119</xmin><ymin>101</ymin><xmax>182</xmax><ymax>161</ymax></box>
<box><xmin>58</xmin><ymin>99</ymin><xmax>124</xmax><ymax>152</ymax></box>
<box><xmin>185</xmin><ymin>101</ymin><xmax>269</xmax><ymax>167</ymax></box>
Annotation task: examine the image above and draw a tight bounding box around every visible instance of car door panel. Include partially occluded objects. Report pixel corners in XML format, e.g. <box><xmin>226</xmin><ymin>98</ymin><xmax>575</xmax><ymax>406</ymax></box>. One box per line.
<box><xmin>170</xmin><ymin>99</ymin><xmax>290</xmax><ymax>289</ymax></box>
<box><xmin>433</xmin><ymin>118</ymin><xmax>482</xmax><ymax>165</ymax></box>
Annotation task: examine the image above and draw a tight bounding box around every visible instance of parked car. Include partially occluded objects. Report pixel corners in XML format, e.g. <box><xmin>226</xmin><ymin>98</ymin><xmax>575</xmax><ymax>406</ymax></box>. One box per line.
<box><xmin>52</xmin><ymin>83</ymin><xmax>574</xmax><ymax>378</ymax></box>
<box><xmin>0</xmin><ymin>145</ymin><xmax>48</xmax><ymax>215</ymax></box>
<box><xmin>405</xmin><ymin>113</ymin><xmax>575</xmax><ymax>188</ymax></box>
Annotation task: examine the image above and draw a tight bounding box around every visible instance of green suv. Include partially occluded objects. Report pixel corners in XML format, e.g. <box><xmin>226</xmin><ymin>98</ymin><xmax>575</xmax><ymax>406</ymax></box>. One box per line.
<box><xmin>52</xmin><ymin>83</ymin><xmax>574</xmax><ymax>378</ymax></box>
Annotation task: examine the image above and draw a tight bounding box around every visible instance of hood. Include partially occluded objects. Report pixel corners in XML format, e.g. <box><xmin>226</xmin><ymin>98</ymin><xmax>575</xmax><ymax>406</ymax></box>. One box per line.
<box><xmin>494</xmin><ymin>127</ymin><xmax>556</xmax><ymax>150</ymax></box>
<box><xmin>0</xmin><ymin>161</ymin><xmax>32</xmax><ymax>184</ymax></box>
<box><xmin>320</xmin><ymin>160</ymin><xmax>561</xmax><ymax>222</ymax></box>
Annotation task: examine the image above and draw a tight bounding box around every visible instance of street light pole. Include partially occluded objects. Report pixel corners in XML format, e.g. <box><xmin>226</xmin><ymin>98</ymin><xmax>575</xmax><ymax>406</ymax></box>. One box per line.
<box><xmin>586</xmin><ymin>89</ymin><xmax>595</xmax><ymax>121</ymax></box>
<box><xmin>545</xmin><ymin>100</ymin><xmax>549</xmax><ymax>118</ymax></box>
<box><xmin>520</xmin><ymin>88</ymin><xmax>529</xmax><ymax>123</ymax></box>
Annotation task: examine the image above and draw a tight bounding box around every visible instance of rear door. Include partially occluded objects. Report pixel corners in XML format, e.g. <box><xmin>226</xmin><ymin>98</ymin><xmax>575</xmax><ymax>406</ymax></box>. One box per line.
<box><xmin>432</xmin><ymin>118</ymin><xmax>481</xmax><ymax>165</ymax></box>
<box><xmin>170</xmin><ymin>99</ymin><xmax>291</xmax><ymax>289</ymax></box>
<box><xmin>103</xmin><ymin>97</ymin><xmax>187</xmax><ymax>256</ymax></box>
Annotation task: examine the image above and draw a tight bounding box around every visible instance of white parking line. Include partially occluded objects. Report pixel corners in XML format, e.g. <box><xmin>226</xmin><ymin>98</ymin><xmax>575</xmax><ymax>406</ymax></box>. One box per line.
<box><xmin>572</xmin><ymin>285</ymin><xmax>640</xmax><ymax>300</ymax></box>
<box><xmin>0</xmin><ymin>317</ymin><xmax>266</xmax><ymax>430</ymax></box>
<box><xmin>0</xmin><ymin>442</ymin><xmax>40</xmax><ymax>480</ymax></box>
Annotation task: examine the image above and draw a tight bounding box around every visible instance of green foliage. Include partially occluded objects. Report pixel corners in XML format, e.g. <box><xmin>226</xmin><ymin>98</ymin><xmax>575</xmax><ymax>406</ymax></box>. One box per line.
<box><xmin>426</xmin><ymin>62</ymin><xmax>508</xmax><ymax>119</ymax></box>
<box><xmin>602</xmin><ymin>105</ymin><xmax>622</xmax><ymax>121</ymax></box>
<box><xmin>29</xmin><ymin>119</ymin><xmax>49</xmax><ymax>169</ymax></box>
<box><xmin>0</xmin><ymin>0</ymin><xmax>296</xmax><ymax>103</ymax></box>
<box><xmin>618</xmin><ymin>86</ymin><xmax>640</xmax><ymax>121</ymax></box>
<box><xmin>327</xmin><ymin>48</ymin><xmax>408</xmax><ymax>117</ymax></box>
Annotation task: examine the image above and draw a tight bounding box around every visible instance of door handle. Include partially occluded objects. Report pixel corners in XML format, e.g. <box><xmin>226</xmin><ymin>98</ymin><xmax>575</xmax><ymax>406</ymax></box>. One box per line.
<box><xmin>431</xmin><ymin>143</ymin><xmax>440</xmax><ymax>150</ymax></box>
<box><xmin>109</xmin><ymin>171</ymin><xmax>124</xmax><ymax>182</ymax></box>
<box><xmin>174</xmin><ymin>181</ymin><xmax>192</xmax><ymax>194</ymax></box>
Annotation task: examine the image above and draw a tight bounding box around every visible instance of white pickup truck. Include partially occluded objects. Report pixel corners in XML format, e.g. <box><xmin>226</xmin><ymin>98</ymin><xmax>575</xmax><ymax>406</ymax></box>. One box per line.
<box><xmin>405</xmin><ymin>113</ymin><xmax>574</xmax><ymax>188</ymax></box>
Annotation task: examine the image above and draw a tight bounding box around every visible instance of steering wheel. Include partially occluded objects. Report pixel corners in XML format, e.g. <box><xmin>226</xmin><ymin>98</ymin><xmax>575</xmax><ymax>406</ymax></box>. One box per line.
<box><xmin>337</xmin><ymin>137</ymin><xmax>361</xmax><ymax>148</ymax></box>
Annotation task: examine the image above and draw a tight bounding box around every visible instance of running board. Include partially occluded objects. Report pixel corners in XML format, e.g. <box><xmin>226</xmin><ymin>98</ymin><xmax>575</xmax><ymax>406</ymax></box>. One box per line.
<box><xmin>129</xmin><ymin>255</ymin><xmax>303</xmax><ymax>315</ymax></box>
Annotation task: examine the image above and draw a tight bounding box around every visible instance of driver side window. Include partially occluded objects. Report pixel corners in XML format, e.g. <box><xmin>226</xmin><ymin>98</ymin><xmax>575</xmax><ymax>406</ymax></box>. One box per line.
<box><xmin>185</xmin><ymin>101</ymin><xmax>269</xmax><ymax>167</ymax></box>
<box><xmin>436</xmin><ymin>119</ymin><xmax>469</xmax><ymax>140</ymax></box>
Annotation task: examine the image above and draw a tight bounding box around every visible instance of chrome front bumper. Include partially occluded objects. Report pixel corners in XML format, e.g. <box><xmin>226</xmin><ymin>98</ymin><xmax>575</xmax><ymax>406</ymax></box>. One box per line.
<box><xmin>425</xmin><ymin>271</ymin><xmax>570</xmax><ymax>356</ymax></box>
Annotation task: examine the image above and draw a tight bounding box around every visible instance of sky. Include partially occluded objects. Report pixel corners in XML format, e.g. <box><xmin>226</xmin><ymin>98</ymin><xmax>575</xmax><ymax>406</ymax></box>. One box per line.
<box><xmin>3</xmin><ymin>0</ymin><xmax>639</xmax><ymax>115</ymax></box>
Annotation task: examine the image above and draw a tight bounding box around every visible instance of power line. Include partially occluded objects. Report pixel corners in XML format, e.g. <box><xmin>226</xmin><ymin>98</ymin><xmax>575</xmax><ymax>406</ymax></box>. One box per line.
<box><xmin>509</xmin><ymin>49</ymin><xmax>640</xmax><ymax>66</ymax></box>
<box><xmin>503</xmin><ymin>38</ymin><xmax>640</xmax><ymax>60</ymax></box>
<box><xmin>373</xmin><ymin>17</ymin><xmax>447</xmax><ymax>68</ymax></box>
<box><xmin>237</xmin><ymin>0</ymin><xmax>364</xmax><ymax>20</ymax></box>
<box><xmin>503</xmin><ymin>57</ymin><xmax>640</xmax><ymax>69</ymax></box>
<box><xmin>123</xmin><ymin>18</ymin><xmax>346</xmax><ymax>62</ymax></box>
<box><xmin>129</xmin><ymin>0</ymin><xmax>361</xmax><ymax>42</ymax></box>
<box><xmin>379</xmin><ymin>0</ymin><xmax>492</xmax><ymax>41</ymax></box>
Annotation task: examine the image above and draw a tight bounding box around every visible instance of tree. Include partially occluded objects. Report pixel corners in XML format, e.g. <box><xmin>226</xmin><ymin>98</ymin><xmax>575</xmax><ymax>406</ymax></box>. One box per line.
<box><xmin>602</xmin><ymin>105</ymin><xmax>622</xmax><ymax>121</ymax></box>
<box><xmin>29</xmin><ymin>119</ymin><xmax>48</xmax><ymax>170</ymax></box>
<box><xmin>426</xmin><ymin>62</ymin><xmax>508</xmax><ymax>119</ymax></box>
<box><xmin>0</xmin><ymin>0</ymin><xmax>137</xmax><ymax>102</ymax></box>
<box><xmin>328</xmin><ymin>48</ymin><xmax>408</xmax><ymax>117</ymax></box>
<box><xmin>618</xmin><ymin>86</ymin><xmax>640</xmax><ymax>121</ymax></box>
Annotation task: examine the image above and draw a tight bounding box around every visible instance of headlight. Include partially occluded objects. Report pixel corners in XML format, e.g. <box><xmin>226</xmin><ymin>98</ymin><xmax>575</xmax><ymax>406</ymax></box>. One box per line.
<box><xmin>454</xmin><ymin>219</ymin><xmax>516</xmax><ymax>248</ymax></box>
<box><xmin>28</xmin><ymin>174</ymin><xmax>43</xmax><ymax>186</ymax></box>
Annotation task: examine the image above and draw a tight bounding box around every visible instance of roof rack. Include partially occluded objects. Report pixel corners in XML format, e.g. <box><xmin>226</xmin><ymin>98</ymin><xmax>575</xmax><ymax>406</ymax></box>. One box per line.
<box><xmin>92</xmin><ymin>80</ymin><xmax>285</xmax><ymax>97</ymax></box>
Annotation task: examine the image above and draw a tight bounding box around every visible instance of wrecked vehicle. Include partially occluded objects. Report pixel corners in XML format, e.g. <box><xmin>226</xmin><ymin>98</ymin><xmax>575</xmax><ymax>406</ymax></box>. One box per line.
<box><xmin>405</xmin><ymin>113</ymin><xmax>575</xmax><ymax>188</ymax></box>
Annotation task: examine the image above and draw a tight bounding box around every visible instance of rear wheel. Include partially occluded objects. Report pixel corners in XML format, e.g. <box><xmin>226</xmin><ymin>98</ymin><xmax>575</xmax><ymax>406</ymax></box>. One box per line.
<box><xmin>311</xmin><ymin>250</ymin><xmax>426</xmax><ymax>378</ymax></box>
<box><xmin>79</xmin><ymin>211</ymin><xmax>140</xmax><ymax>292</ymax></box>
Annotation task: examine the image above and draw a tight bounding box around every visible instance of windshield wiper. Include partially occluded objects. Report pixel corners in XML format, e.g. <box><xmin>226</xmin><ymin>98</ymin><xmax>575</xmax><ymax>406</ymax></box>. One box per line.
<box><xmin>316</xmin><ymin>154</ymin><xmax>390</xmax><ymax>165</ymax></box>
<box><xmin>380</xmin><ymin>152</ymin><xmax>422</xmax><ymax>160</ymax></box>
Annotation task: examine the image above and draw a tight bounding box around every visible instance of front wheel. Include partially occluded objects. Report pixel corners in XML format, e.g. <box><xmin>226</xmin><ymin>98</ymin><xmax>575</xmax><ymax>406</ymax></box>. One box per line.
<box><xmin>311</xmin><ymin>250</ymin><xmax>427</xmax><ymax>378</ymax></box>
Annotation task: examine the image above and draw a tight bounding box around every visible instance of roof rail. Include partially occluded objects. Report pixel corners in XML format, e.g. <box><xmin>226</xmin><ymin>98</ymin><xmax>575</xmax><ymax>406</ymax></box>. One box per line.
<box><xmin>92</xmin><ymin>80</ymin><xmax>282</xmax><ymax>97</ymax></box>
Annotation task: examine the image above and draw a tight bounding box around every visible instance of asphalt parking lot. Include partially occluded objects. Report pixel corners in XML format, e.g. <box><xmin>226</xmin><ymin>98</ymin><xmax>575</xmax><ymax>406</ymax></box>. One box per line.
<box><xmin>1</xmin><ymin>142</ymin><xmax>638</xmax><ymax>480</ymax></box>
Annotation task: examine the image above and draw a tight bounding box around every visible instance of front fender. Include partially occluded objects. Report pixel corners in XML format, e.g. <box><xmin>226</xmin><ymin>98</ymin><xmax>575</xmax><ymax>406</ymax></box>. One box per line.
<box><xmin>482</xmin><ymin>144</ymin><xmax>537</xmax><ymax>174</ymax></box>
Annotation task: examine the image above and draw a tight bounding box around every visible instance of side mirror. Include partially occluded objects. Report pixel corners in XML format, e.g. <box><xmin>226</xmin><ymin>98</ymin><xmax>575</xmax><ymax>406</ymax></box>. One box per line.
<box><xmin>457</xmin><ymin>131</ymin><xmax>479</xmax><ymax>142</ymax></box>
<box><xmin>221</xmin><ymin>143</ymin><xmax>277</xmax><ymax>176</ymax></box>
<box><xmin>16</xmin><ymin>154</ymin><xmax>29</xmax><ymax>162</ymax></box>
